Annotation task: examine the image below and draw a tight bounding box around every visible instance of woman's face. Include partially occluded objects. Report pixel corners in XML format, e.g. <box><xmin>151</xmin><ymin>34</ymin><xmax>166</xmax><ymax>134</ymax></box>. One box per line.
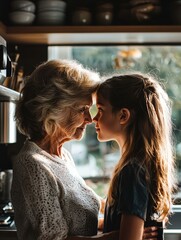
<box><xmin>93</xmin><ymin>94</ymin><xmax>121</xmax><ymax>142</ymax></box>
<box><xmin>69</xmin><ymin>96</ymin><xmax>93</xmax><ymax>140</ymax></box>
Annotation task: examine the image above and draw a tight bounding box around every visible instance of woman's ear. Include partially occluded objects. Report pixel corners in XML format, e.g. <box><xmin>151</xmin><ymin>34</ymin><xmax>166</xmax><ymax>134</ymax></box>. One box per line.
<box><xmin>119</xmin><ymin>108</ymin><xmax>130</xmax><ymax>125</ymax></box>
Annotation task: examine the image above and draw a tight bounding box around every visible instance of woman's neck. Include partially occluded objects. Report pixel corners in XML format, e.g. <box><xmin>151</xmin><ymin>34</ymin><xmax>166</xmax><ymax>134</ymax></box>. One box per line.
<box><xmin>33</xmin><ymin>139</ymin><xmax>63</xmax><ymax>157</ymax></box>
<box><xmin>33</xmin><ymin>135</ymin><xmax>72</xmax><ymax>158</ymax></box>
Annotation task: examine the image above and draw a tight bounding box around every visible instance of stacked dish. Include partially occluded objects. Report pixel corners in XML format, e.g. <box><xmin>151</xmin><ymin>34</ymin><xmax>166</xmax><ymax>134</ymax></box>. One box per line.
<box><xmin>36</xmin><ymin>0</ymin><xmax>66</xmax><ymax>25</ymax></box>
<box><xmin>8</xmin><ymin>0</ymin><xmax>36</xmax><ymax>25</ymax></box>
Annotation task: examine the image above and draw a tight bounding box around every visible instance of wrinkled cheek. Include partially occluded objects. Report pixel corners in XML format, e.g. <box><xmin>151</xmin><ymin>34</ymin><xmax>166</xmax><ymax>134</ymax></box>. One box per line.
<box><xmin>63</xmin><ymin>123</ymin><xmax>77</xmax><ymax>138</ymax></box>
<box><xmin>65</xmin><ymin>117</ymin><xmax>83</xmax><ymax>138</ymax></box>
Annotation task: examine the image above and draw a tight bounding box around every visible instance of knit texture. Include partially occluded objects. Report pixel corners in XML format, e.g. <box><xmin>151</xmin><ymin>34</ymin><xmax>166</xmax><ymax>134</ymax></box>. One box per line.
<box><xmin>11</xmin><ymin>140</ymin><xmax>100</xmax><ymax>240</ymax></box>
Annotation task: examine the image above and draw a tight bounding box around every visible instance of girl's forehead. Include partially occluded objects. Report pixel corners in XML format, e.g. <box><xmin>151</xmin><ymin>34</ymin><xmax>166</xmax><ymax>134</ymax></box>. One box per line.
<box><xmin>95</xmin><ymin>94</ymin><xmax>107</xmax><ymax>106</ymax></box>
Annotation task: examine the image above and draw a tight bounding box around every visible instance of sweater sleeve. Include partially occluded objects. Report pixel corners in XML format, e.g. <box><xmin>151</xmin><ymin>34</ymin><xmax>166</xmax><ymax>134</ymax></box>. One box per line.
<box><xmin>16</xmin><ymin>154</ymin><xmax>68</xmax><ymax>240</ymax></box>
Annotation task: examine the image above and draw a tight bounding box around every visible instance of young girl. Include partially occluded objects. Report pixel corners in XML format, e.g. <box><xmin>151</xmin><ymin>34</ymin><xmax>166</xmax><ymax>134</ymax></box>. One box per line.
<box><xmin>93</xmin><ymin>73</ymin><xmax>177</xmax><ymax>240</ymax></box>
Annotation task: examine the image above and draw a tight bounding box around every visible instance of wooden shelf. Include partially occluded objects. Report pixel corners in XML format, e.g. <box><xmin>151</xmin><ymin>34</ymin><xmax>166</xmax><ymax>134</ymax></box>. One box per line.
<box><xmin>1</xmin><ymin>22</ymin><xmax>181</xmax><ymax>45</ymax></box>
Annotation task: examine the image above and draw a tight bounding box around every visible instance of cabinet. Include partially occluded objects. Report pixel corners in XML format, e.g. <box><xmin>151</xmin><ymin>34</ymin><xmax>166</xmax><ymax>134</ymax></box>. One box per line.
<box><xmin>1</xmin><ymin>22</ymin><xmax>181</xmax><ymax>45</ymax></box>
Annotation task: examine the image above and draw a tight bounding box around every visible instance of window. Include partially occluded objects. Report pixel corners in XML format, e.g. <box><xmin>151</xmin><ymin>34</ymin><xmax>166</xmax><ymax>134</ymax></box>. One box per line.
<box><xmin>48</xmin><ymin>46</ymin><xmax>181</xmax><ymax>200</ymax></box>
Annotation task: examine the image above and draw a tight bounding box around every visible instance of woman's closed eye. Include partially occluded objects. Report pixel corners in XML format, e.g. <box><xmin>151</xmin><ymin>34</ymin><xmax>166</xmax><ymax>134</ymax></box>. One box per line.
<box><xmin>80</xmin><ymin>106</ymin><xmax>90</xmax><ymax>114</ymax></box>
<box><xmin>80</xmin><ymin>107</ymin><xmax>86</xmax><ymax>113</ymax></box>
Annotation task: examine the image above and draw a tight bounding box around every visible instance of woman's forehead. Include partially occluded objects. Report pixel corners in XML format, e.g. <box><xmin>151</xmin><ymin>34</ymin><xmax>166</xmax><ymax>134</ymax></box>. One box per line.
<box><xmin>76</xmin><ymin>96</ymin><xmax>93</xmax><ymax>106</ymax></box>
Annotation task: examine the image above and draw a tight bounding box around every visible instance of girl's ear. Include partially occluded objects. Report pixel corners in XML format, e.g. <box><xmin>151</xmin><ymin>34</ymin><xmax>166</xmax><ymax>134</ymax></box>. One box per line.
<box><xmin>119</xmin><ymin>108</ymin><xmax>130</xmax><ymax>125</ymax></box>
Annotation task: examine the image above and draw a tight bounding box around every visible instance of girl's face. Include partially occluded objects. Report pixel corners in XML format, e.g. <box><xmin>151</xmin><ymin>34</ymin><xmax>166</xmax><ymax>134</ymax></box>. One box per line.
<box><xmin>93</xmin><ymin>94</ymin><xmax>121</xmax><ymax>142</ymax></box>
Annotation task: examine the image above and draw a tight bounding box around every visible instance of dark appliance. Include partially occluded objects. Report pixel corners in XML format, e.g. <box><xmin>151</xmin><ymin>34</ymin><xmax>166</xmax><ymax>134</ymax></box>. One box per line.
<box><xmin>0</xmin><ymin>35</ymin><xmax>17</xmax><ymax>229</ymax></box>
<box><xmin>0</xmin><ymin>35</ymin><xmax>19</xmax><ymax>144</ymax></box>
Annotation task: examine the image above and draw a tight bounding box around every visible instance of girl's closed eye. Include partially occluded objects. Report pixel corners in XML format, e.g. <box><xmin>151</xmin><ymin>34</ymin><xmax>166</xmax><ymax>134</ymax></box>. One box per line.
<box><xmin>98</xmin><ymin>107</ymin><xmax>103</xmax><ymax>113</ymax></box>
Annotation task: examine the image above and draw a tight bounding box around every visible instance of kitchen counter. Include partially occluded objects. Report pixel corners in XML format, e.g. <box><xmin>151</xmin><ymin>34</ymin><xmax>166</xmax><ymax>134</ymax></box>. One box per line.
<box><xmin>0</xmin><ymin>205</ymin><xmax>180</xmax><ymax>240</ymax></box>
<box><xmin>164</xmin><ymin>229</ymin><xmax>181</xmax><ymax>240</ymax></box>
<box><xmin>0</xmin><ymin>225</ymin><xmax>181</xmax><ymax>240</ymax></box>
<box><xmin>0</xmin><ymin>221</ymin><xmax>17</xmax><ymax>240</ymax></box>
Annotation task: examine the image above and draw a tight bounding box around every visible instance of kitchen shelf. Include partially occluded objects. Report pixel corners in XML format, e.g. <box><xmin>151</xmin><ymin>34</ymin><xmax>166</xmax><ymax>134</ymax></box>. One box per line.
<box><xmin>1</xmin><ymin>22</ymin><xmax>181</xmax><ymax>45</ymax></box>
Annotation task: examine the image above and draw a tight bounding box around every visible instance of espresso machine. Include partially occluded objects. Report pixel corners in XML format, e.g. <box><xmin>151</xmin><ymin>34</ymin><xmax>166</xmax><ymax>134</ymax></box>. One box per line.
<box><xmin>0</xmin><ymin>35</ymin><xmax>20</xmax><ymax>227</ymax></box>
<box><xmin>0</xmin><ymin>35</ymin><xmax>19</xmax><ymax>144</ymax></box>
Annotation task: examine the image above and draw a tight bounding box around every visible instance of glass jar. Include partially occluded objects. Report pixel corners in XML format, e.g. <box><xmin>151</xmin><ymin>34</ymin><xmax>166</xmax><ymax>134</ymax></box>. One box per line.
<box><xmin>95</xmin><ymin>2</ymin><xmax>114</xmax><ymax>25</ymax></box>
<box><xmin>72</xmin><ymin>7</ymin><xmax>92</xmax><ymax>25</ymax></box>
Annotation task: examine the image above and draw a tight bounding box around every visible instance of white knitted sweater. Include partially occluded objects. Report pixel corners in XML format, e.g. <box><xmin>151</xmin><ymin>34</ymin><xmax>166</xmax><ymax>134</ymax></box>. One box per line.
<box><xmin>11</xmin><ymin>140</ymin><xmax>100</xmax><ymax>240</ymax></box>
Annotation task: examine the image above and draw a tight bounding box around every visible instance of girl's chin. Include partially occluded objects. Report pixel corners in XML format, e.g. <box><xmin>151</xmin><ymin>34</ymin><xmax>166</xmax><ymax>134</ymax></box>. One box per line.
<box><xmin>96</xmin><ymin>134</ymin><xmax>104</xmax><ymax>142</ymax></box>
<box><xmin>96</xmin><ymin>133</ymin><xmax>108</xmax><ymax>142</ymax></box>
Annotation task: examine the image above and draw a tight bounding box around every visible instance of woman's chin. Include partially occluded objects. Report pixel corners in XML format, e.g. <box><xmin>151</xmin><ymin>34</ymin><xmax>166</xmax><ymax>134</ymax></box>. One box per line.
<box><xmin>74</xmin><ymin>134</ymin><xmax>84</xmax><ymax>140</ymax></box>
<box><xmin>73</xmin><ymin>129</ymin><xmax>85</xmax><ymax>140</ymax></box>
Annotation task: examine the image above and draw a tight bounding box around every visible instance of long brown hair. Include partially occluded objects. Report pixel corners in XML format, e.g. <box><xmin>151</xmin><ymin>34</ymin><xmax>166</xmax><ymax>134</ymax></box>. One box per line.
<box><xmin>98</xmin><ymin>73</ymin><xmax>177</xmax><ymax>220</ymax></box>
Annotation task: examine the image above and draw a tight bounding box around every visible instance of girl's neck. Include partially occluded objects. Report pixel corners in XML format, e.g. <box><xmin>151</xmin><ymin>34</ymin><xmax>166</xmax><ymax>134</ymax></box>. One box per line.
<box><xmin>116</xmin><ymin>136</ymin><xmax>126</xmax><ymax>154</ymax></box>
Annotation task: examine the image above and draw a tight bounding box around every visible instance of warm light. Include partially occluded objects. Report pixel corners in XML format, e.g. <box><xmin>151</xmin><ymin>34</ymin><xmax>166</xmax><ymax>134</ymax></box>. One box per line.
<box><xmin>119</xmin><ymin>48</ymin><xmax>142</xmax><ymax>59</ymax></box>
<box><xmin>114</xmin><ymin>48</ymin><xmax>142</xmax><ymax>69</ymax></box>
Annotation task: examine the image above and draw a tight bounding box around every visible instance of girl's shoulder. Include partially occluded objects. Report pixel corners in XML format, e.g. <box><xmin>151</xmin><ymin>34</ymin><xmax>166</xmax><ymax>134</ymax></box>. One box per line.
<box><xmin>122</xmin><ymin>161</ymin><xmax>145</xmax><ymax>174</ymax></box>
<box><xmin>119</xmin><ymin>161</ymin><xmax>146</xmax><ymax>185</ymax></box>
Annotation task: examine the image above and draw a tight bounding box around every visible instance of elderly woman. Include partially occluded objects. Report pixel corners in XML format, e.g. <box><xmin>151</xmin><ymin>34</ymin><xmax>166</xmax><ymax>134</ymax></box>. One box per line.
<box><xmin>11</xmin><ymin>59</ymin><xmax>104</xmax><ymax>240</ymax></box>
<box><xmin>11</xmin><ymin>59</ymin><xmax>157</xmax><ymax>240</ymax></box>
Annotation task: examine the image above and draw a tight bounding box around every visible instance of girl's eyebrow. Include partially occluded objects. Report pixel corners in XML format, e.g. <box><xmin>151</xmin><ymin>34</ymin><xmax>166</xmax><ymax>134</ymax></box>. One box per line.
<box><xmin>96</xmin><ymin>102</ymin><xmax>104</xmax><ymax>106</ymax></box>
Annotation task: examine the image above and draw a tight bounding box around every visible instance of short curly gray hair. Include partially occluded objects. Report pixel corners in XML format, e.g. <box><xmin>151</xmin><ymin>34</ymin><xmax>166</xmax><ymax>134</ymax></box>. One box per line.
<box><xmin>15</xmin><ymin>59</ymin><xmax>100</xmax><ymax>142</ymax></box>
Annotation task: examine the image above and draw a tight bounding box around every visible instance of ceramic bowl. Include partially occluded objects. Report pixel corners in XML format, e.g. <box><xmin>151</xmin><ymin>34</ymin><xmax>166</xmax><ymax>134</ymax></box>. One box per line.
<box><xmin>37</xmin><ymin>0</ymin><xmax>66</xmax><ymax>12</ymax></box>
<box><xmin>36</xmin><ymin>11</ymin><xmax>65</xmax><ymax>25</ymax></box>
<box><xmin>9</xmin><ymin>11</ymin><xmax>35</xmax><ymax>25</ymax></box>
<box><xmin>10</xmin><ymin>0</ymin><xmax>36</xmax><ymax>13</ymax></box>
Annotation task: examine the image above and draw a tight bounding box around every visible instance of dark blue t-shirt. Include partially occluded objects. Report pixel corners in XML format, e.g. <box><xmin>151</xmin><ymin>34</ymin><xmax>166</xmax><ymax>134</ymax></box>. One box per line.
<box><xmin>103</xmin><ymin>163</ymin><xmax>163</xmax><ymax>239</ymax></box>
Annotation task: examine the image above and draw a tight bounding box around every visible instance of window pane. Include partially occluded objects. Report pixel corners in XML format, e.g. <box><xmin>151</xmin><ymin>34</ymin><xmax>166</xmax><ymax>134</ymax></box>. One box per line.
<box><xmin>48</xmin><ymin>46</ymin><xmax>181</xmax><ymax>199</ymax></box>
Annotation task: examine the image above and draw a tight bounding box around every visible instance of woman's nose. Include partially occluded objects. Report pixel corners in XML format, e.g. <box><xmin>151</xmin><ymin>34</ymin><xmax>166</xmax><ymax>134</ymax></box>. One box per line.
<box><xmin>93</xmin><ymin>114</ymin><xmax>98</xmax><ymax>122</ymax></box>
<box><xmin>85</xmin><ymin>111</ymin><xmax>92</xmax><ymax>123</ymax></box>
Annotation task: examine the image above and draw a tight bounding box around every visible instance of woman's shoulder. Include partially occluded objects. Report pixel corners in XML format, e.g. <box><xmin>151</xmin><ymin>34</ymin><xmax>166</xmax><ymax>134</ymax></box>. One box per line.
<box><xmin>13</xmin><ymin>140</ymin><xmax>50</xmax><ymax>170</ymax></box>
<box><xmin>62</xmin><ymin>147</ymin><xmax>75</xmax><ymax>163</ymax></box>
<box><xmin>16</xmin><ymin>139</ymin><xmax>41</xmax><ymax>156</ymax></box>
